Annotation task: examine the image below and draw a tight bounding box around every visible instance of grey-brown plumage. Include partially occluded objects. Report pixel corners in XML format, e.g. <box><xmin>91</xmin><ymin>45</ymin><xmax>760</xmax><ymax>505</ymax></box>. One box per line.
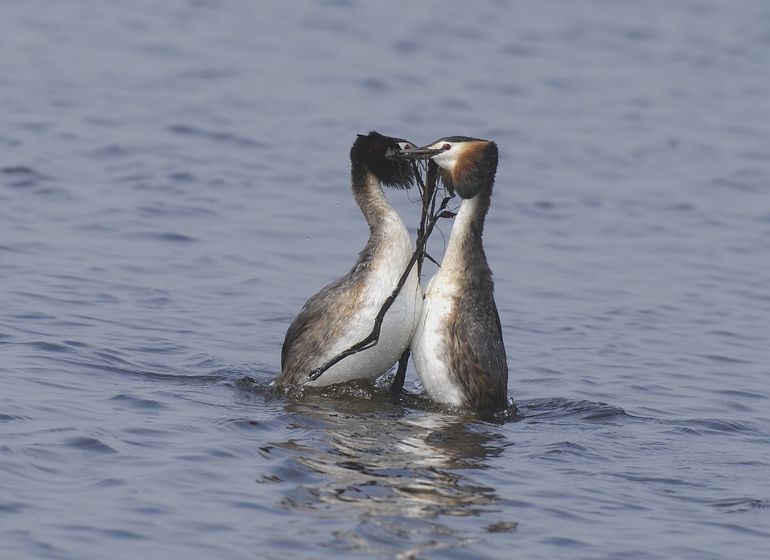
<box><xmin>276</xmin><ymin>132</ymin><xmax>421</xmax><ymax>387</ymax></box>
<box><xmin>403</xmin><ymin>137</ymin><xmax>509</xmax><ymax>412</ymax></box>
<box><xmin>440</xmin><ymin>187</ymin><xmax>508</xmax><ymax>411</ymax></box>
<box><xmin>279</xmin><ymin>267</ymin><xmax>367</xmax><ymax>383</ymax></box>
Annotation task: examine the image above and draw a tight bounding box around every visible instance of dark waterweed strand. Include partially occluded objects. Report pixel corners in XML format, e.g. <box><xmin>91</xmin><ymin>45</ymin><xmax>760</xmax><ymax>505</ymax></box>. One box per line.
<box><xmin>390</xmin><ymin>158</ymin><xmax>440</xmax><ymax>394</ymax></box>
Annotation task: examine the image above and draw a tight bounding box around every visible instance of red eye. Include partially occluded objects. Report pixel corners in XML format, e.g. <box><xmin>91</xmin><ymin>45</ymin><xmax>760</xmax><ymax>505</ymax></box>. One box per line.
<box><xmin>442</xmin><ymin>143</ymin><xmax>451</xmax><ymax>151</ymax></box>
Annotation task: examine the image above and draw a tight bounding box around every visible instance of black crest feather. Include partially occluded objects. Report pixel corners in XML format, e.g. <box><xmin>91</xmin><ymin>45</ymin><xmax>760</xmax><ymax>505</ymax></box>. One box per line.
<box><xmin>350</xmin><ymin>131</ymin><xmax>415</xmax><ymax>190</ymax></box>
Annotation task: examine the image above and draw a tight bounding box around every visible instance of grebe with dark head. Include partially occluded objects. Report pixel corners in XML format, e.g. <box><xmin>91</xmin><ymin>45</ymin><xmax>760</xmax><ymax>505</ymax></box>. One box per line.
<box><xmin>396</xmin><ymin>137</ymin><xmax>508</xmax><ymax>411</ymax></box>
<box><xmin>276</xmin><ymin>131</ymin><xmax>423</xmax><ymax>387</ymax></box>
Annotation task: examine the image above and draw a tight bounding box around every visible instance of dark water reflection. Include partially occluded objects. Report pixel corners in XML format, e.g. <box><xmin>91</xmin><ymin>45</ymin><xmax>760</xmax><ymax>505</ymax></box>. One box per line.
<box><xmin>260</xmin><ymin>386</ymin><xmax>513</xmax><ymax>557</ymax></box>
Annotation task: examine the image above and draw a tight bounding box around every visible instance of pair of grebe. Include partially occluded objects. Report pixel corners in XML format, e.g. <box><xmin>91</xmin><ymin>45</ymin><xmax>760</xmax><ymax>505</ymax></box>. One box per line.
<box><xmin>276</xmin><ymin>132</ymin><xmax>508</xmax><ymax>412</ymax></box>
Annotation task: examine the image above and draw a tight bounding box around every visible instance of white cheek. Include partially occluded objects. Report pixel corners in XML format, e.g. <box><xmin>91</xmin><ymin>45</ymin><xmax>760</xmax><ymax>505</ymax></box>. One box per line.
<box><xmin>431</xmin><ymin>151</ymin><xmax>456</xmax><ymax>170</ymax></box>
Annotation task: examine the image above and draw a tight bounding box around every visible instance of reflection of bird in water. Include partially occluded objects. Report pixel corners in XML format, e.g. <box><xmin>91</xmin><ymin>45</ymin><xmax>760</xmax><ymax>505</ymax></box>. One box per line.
<box><xmin>276</xmin><ymin>132</ymin><xmax>422</xmax><ymax>388</ymax></box>
<box><xmin>396</xmin><ymin>137</ymin><xmax>509</xmax><ymax>412</ymax></box>
<box><xmin>272</xmin><ymin>394</ymin><xmax>504</xmax><ymax>523</ymax></box>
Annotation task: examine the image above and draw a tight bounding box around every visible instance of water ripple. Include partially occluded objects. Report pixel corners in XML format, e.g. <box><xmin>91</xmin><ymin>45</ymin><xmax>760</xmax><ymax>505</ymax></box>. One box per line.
<box><xmin>166</xmin><ymin>124</ymin><xmax>265</xmax><ymax>148</ymax></box>
<box><xmin>1</xmin><ymin>166</ymin><xmax>49</xmax><ymax>188</ymax></box>
<box><xmin>63</xmin><ymin>436</ymin><xmax>118</xmax><ymax>455</ymax></box>
<box><xmin>521</xmin><ymin>397</ymin><xmax>628</xmax><ymax>421</ymax></box>
<box><xmin>712</xmin><ymin>498</ymin><xmax>770</xmax><ymax>513</ymax></box>
<box><xmin>109</xmin><ymin>394</ymin><xmax>167</xmax><ymax>411</ymax></box>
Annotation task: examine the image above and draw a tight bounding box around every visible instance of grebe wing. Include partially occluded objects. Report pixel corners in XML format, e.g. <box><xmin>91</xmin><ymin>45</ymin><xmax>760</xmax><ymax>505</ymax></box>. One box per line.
<box><xmin>446</xmin><ymin>290</ymin><xmax>508</xmax><ymax>409</ymax></box>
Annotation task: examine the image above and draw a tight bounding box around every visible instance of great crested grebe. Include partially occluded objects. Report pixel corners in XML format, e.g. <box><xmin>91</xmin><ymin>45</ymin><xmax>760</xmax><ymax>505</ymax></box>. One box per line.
<box><xmin>276</xmin><ymin>131</ymin><xmax>422</xmax><ymax>387</ymax></box>
<box><xmin>397</xmin><ymin>137</ymin><xmax>508</xmax><ymax>411</ymax></box>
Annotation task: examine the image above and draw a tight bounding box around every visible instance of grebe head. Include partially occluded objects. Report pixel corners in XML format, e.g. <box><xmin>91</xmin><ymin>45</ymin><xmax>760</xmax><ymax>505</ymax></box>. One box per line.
<box><xmin>350</xmin><ymin>131</ymin><xmax>418</xmax><ymax>189</ymax></box>
<box><xmin>394</xmin><ymin>136</ymin><xmax>498</xmax><ymax>199</ymax></box>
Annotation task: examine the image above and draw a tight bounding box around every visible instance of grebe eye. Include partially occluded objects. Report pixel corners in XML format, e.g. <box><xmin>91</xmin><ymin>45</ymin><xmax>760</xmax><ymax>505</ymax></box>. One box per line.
<box><xmin>442</xmin><ymin>143</ymin><xmax>451</xmax><ymax>151</ymax></box>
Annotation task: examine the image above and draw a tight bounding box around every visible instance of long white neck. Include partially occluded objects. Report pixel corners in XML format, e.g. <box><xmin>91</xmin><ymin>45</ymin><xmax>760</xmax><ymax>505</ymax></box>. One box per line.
<box><xmin>353</xmin><ymin>174</ymin><xmax>401</xmax><ymax>230</ymax></box>
<box><xmin>438</xmin><ymin>193</ymin><xmax>489</xmax><ymax>280</ymax></box>
<box><xmin>353</xmin><ymin>174</ymin><xmax>412</xmax><ymax>273</ymax></box>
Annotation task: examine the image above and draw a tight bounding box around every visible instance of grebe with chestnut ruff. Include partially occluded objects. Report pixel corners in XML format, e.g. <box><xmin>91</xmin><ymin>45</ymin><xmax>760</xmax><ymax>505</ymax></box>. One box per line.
<box><xmin>396</xmin><ymin>137</ymin><xmax>508</xmax><ymax>411</ymax></box>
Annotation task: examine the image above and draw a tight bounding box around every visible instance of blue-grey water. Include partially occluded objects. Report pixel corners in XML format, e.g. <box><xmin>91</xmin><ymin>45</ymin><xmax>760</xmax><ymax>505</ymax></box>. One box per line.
<box><xmin>2</xmin><ymin>1</ymin><xmax>770</xmax><ymax>558</ymax></box>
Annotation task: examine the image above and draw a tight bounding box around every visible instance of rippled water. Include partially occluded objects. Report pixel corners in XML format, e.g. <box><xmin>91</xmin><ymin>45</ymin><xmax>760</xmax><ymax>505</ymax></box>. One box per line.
<box><xmin>2</xmin><ymin>1</ymin><xmax>770</xmax><ymax>558</ymax></box>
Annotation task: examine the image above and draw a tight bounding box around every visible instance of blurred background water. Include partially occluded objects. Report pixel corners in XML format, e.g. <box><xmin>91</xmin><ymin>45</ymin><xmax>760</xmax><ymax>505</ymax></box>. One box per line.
<box><xmin>2</xmin><ymin>1</ymin><xmax>770</xmax><ymax>558</ymax></box>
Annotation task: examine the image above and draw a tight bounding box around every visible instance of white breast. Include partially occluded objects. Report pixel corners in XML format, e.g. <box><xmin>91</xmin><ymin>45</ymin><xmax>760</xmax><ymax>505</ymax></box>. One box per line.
<box><xmin>308</xmin><ymin>212</ymin><xmax>422</xmax><ymax>387</ymax></box>
<box><xmin>410</xmin><ymin>196</ymin><xmax>483</xmax><ymax>406</ymax></box>
<box><xmin>410</xmin><ymin>273</ymin><xmax>464</xmax><ymax>406</ymax></box>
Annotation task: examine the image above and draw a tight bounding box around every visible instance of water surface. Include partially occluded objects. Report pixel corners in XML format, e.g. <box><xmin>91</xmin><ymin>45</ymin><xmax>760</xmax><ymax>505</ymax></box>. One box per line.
<box><xmin>2</xmin><ymin>1</ymin><xmax>770</xmax><ymax>559</ymax></box>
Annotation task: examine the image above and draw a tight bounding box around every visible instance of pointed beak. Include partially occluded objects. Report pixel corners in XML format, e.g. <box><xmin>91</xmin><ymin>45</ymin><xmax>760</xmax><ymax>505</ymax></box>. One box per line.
<box><xmin>386</xmin><ymin>146</ymin><xmax>443</xmax><ymax>160</ymax></box>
